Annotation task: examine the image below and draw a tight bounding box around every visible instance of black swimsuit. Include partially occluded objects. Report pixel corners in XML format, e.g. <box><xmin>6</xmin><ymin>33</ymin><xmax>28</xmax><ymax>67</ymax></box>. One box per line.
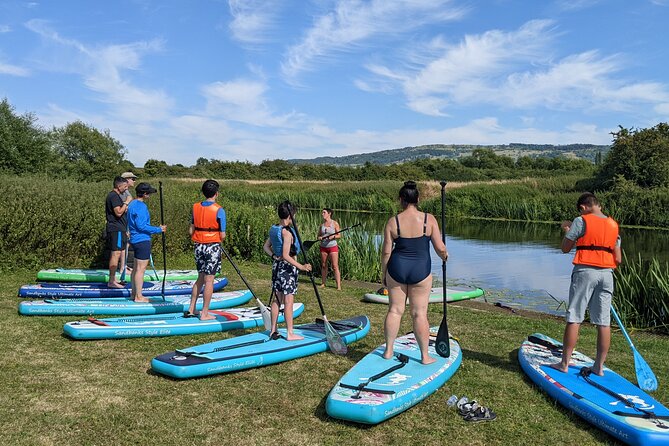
<box><xmin>386</xmin><ymin>213</ymin><xmax>432</xmax><ymax>285</ymax></box>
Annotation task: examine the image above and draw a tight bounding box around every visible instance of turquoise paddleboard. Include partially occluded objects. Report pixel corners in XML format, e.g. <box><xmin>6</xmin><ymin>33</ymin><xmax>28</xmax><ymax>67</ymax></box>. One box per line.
<box><xmin>519</xmin><ymin>333</ymin><xmax>669</xmax><ymax>445</ymax></box>
<box><xmin>18</xmin><ymin>289</ymin><xmax>250</xmax><ymax>316</ymax></box>
<box><xmin>326</xmin><ymin>330</ymin><xmax>462</xmax><ymax>424</ymax></box>
<box><xmin>37</xmin><ymin>268</ymin><xmax>203</xmax><ymax>283</ymax></box>
<box><xmin>151</xmin><ymin>316</ymin><xmax>370</xmax><ymax>379</ymax></box>
<box><xmin>64</xmin><ymin>303</ymin><xmax>305</xmax><ymax>340</ymax></box>
<box><xmin>18</xmin><ymin>278</ymin><xmax>226</xmax><ymax>298</ymax></box>
<box><xmin>363</xmin><ymin>285</ymin><xmax>484</xmax><ymax>304</ymax></box>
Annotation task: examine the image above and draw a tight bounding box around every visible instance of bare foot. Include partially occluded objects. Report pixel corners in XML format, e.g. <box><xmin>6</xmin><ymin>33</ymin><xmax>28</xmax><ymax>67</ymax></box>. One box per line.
<box><xmin>319</xmin><ymin>283</ymin><xmax>326</xmax><ymax>288</ymax></box>
<box><xmin>587</xmin><ymin>366</ymin><xmax>605</xmax><ymax>376</ymax></box>
<box><xmin>421</xmin><ymin>356</ymin><xmax>437</xmax><ymax>365</ymax></box>
<box><xmin>199</xmin><ymin>314</ymin><xmax>216</xmax><ymax>321</ymax></box>
<box><xmin>547</xmin><ymin>362</ymin><xmax>570</xmax><ymax>373</ymax></box>
<box><xmin>107</xmin><ymin>281</ymin><xmax>125</xmax><ymax>289</ymax></box>
<box><xmin>134</xmin><ymin>297</ymin><xmax>150</xmax><ymax>303</ymax></box>
<box><xmin>336</xmin><ymin>287</ymin><xmax>342</xmax><ymax>291</ymax></box>
<box><xmin>382</xmin><ymin>349</ymin><xmax>394</xmax><ymax>360</ymax></box>
<box><xmin>286</xmin><ymin>333</ymin><xmax>304</xmax><ymax>341</ymax></box>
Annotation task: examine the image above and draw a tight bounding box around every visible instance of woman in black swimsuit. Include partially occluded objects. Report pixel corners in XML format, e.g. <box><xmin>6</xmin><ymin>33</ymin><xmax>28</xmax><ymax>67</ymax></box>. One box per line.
<box><xmin>381</xmin><ymin>181</ymin><xmax>449</xmax><ymax>365</ymax></box>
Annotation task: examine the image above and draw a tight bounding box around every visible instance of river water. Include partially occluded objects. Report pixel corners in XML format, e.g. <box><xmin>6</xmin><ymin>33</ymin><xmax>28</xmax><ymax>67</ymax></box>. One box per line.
<box><xmin>316</xmin><ymin>211</ymin><xmax>669</xmax><ymax>316</ymax></box>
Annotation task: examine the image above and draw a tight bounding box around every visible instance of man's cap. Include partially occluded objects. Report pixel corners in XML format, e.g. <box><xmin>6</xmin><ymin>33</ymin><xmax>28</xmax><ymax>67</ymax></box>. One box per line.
<box><xmin>135</xmin><ymin>182</ymin><xmax>157</xmax><ymax>196</ymax></box>
<box><xmin>121</xmin><ymin>171</ymin><xmax>138</xmax><ymax>179</ymax></box>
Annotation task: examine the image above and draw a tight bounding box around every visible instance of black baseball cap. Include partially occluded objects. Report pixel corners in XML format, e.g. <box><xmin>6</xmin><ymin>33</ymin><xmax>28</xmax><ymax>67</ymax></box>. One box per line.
<box><xmin>135</xmin><ymin>182</ymin><xmax>157</xmax><ymax>196</ymax></box>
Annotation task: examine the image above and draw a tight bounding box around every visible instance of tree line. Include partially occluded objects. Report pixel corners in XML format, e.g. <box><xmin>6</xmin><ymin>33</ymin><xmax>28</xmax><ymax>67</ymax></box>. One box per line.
<box><xmin>2</xmin><ymin>97</ymin><xmax>668</xmax><ymax>190</ymax></box>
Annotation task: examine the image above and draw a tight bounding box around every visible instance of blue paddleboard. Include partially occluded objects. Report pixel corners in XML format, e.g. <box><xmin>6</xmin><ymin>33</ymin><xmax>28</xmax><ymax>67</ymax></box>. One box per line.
<box><xmin>519</xmin><ymin>333</ymin><xmax>669</xmax><ymax>446</ymax></box>
<box><xmin>63</xmin><ymin>303</ymin><xmax>305</xmax><ymax>340</ymax></box>
<box><xmin>18</xmin><ymin>278</ymin><xmax>227</xmax><ymax>298</ymax></box>
<box><xmin>326</xmin><ymin>330</ymin><xmax>462</xmax><ymax>424</ymax></box>
<box><xmin>151</xmin><ymin>315</ymin><xmax>370</xmax><ymax>379</ymax></box>
<box><xmin>18</xmin><ymin>288</ymin><xmax>247</xmax><ymax>316</ymax></box>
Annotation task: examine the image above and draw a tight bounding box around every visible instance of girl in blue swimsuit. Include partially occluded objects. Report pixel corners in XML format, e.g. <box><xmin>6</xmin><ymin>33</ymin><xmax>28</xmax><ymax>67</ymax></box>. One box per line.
<box><xmin>381</xmin><ymin>181</ymin><xmax>449</xmax><ymax>365</ymax></box>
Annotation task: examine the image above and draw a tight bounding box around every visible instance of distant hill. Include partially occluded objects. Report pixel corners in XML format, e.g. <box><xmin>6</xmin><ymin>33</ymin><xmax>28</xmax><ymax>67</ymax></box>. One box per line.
<box><xmin>289</xmin><ymin>143</ymin><xmax>610</xmax><ymax>166</ymax></box>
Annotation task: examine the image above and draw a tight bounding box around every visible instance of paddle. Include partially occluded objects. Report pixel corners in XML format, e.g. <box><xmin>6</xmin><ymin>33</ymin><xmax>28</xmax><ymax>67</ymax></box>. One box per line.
<box><xmin>302</xmin><ymin>223</ymin><xmax>361</xmax><ymax>251</ymax></box>
<box><xmin>158</xmin><ymin>181</ymin><xmax>167</xmax><ymax>300</ymax></box>
<box><xmin>435</xmin><ymin>181</ymin><xmax>451</xmax><ymax>358</ymax></box>
<box><xmin>120</xmin><ymin>244</ymin><xmax>130</xmax><ymax>282</ymax></box>
<box><xmin>287</xmin><ymin>205</ymin><xmax>348</xmax><ymax>355</ymax></box>
<box><xmin>610</xmin><ymin>304</ymin><xmax>658</xmax><ymax>392</ymax></box>
<box><xmin>220</xmin><ymin>245</ymin><xmax>272</xmax><ymax>330</ymax></box>
<box><xmin>148</xmin><ymin>254</ymin><xmax>160</xmax><ymax>282</ymax></box>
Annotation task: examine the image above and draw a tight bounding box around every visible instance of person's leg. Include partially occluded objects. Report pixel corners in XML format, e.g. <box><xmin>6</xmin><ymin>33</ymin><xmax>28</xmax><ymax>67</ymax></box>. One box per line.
<box><xmin>330</xmin><ymin>250</ymin><xmax>341</xmax><ymax>290</ymax></box>
<box><xmin>188</xmin><ymin>273</ymin><xmax>205</xmax><ymax>315</ymax></box>
<box><xmin>320</xmin><ymin>249</ymin><xmax>328</xmax><ymax>287</ymax></box>
<box><xmin>133</xmin><ymin>259</ymin><xmax>149</xmax><ymax>302</ymax></box>
<box><xmin>199</xmin><ymin>274</ymin><xmax>216</xmax><ymax>320</ymax></box>
<box><xmin>383</xmin><ymin>274</ymin><xmax>407</xmax><ymax>360</ymax></box>
<box><xmin>107</xmin><ymin>230</ymin><xmax>124</xmax><ymax>288</ymax></box>
<box><xmin>271</xmin><ymin>291</ymin><xmax>284</xmax><ymax>334</ymax></box>
<box><xmin>590</xmin><ymin>271</ymin><xmax>613</xmax><ymax>376</ymax></box>
<box><xmin>284</xmin><ymin>293</ymin><xmax>303</xmax><ymax>341</ymax></box>
<box><xmin>408</xmin><ymin>275</ymin><xmax>436</xmax><ymax>365</ymax></box>
<box><xmin>548</xmin><ymin>322</ymin><xmax>581</xmax><ymax>372</ymax></box>
<box><xmin>592</xmin><ymin>325</ymin><xmax>610</xmax><ymax>376</ymax></box>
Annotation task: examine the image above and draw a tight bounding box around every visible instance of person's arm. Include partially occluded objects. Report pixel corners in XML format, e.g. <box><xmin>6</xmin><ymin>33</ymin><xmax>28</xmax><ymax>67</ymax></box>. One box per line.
<box><xmin>381</xmin><ymin>219</ymin><xmax>394</xmax><ymax>286</ymax></box>
<box><xmin>333</xmin><ymin>221</ymin><xmax>341</xmax><ymax>240</ymax></box>
<box><xmin>561</xmin><ymin>217</ymin><xmax>582</xmax><ymax>253</ymax></box>
<box><xmin>614</xmin><ymin>236</ymin><xmax>622</xmax><ymax>265</ymax></box>
<box><xmin>218</xmin><ymin>208</ymin><xmax>226</xmax><ymax>242</ymax></box>
<box><xmin>428</xmin><ymin>214</ymin><xmax>448</xmax><ymax>261</ymax></box>
<box><xmin>188</xmin><ymin>211</ymin><xmax>195</xmax><ymax>237</ymax></box>
<box><xmin>134</xmin><ymin>204</ymin><xmax>162</xmax><ymax>235</ymax></box>
<box><xmin>263</xmin><ymin>238</ymin><xmax>275</xmax><ymax>259</ymax></box>
<box><xmin>281</xmin><ymin>229</ymin><xmax>311</xmax><ymax>272</ymax></box>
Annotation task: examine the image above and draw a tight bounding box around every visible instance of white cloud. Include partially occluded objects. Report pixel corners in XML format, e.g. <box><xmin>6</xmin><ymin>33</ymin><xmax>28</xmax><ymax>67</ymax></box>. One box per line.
<box><xmin>0</xmin><ymin>25</ymin><xmax>11</xmax><ymax>33</ymax></box>
<box><xmin>0</xmin><ymin>60</ymin><xmax>30</xmax><ymax>76</ymax></box>
<box><xmin>555</xmin><ymin>0</ymin><xmax>602</xmax><ymax>11</ymax></box>
<box><xmin>281</xmin><ymin>0</ymin><xmax>467</xmax><ymax>81</ymax></box>
<box><xmin>360</xmin><ymin>20</ymin><xmax>669</xmax><ymax>116</ymax></box>
<box><xmin>25</xmin><ymin>19</ymin><xmax>172</xmax><ymax>122</ymax></box>
<box><xmin>228</xmin><ymin>0</ymin><xmax>281</xmax><ymax>44</ymax></box>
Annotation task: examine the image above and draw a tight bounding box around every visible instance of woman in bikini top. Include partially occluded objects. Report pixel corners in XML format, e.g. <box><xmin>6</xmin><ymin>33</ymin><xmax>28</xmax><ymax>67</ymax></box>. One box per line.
<box><xmin>381</xmin><ymin>181</ymin><xmax>449</xmax><ymax>365</ymax></box>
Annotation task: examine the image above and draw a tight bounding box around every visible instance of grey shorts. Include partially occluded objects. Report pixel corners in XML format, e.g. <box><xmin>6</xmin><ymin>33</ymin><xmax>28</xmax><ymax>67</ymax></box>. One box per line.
<box><xmin>194</xmin><ymin>243</ymin><xmax>221</xmax><ymax>276</ymax></box>
<box><xmin>566</xmin><ymin>266</ymin><xmax>614</xmax><ymax>326</ymax></box>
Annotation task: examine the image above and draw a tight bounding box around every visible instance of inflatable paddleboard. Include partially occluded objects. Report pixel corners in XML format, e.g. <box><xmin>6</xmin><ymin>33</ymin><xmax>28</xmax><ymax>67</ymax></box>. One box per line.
<box><xmin>64</xmin><ymin>303</ymin><xmax>305</xmax><ymax>340</ymax></box>
<box><xmin>37</xmin><ymin>268</ymin><xmax>203</xmax><ymax>283</ymax></box>
<box><xmin>326</xmin><ymin>331</ymin><xmax>462</xmax><ymax>424</ymax></box>
<box><xmin>519</xmin><ymin>333</ymin><xmax>669</xmax><ymax>445</ymax></box>
<box><xmin>151</xmin><ymin>315</ymin><xmax>370</xmax><ymax>379</ymax></box>
<box><xmin>362</xmin><ymin>286</ymin><xmax>484</xmax><ymax>304</ymax></box>
<box><xmin>18</xmin><ymin>289</ymin><xmax>250</xmax><ymax>316</ymax></box>
<box><xmin>18</xmin><ymin>278</ymin><xmax>227</xmax><ymax>298</ymax></box>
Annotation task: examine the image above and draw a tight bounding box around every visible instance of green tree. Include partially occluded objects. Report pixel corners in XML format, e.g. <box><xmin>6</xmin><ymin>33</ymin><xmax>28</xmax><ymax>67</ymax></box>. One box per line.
<box><xmin>0</xmin><ymin>98</ymin><xmax>52</xmax><ymax>174</ymax></box>
<box><xmin>596</xmin><ymin>123</ymin><xmax>669</xmax><ymax>189</ymax></box>
<box><xmin>50</xmin><ymin>121</ymin><xmax>127</xmax><ymax>180</ymax></box>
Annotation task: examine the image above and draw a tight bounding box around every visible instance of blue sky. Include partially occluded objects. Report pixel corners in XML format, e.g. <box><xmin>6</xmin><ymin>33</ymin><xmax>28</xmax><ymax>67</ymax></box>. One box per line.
<box><xmin>1</xmin><ymin>0</ymin><xmax>668</xmax><ymax>166</ymax></box>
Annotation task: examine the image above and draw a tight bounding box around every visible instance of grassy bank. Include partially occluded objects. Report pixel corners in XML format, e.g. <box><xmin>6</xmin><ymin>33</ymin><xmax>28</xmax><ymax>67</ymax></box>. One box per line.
<box><xmin>1</xmin><ymin>262</ymin><xmax>668</xmax><ymax>445</ymax></box>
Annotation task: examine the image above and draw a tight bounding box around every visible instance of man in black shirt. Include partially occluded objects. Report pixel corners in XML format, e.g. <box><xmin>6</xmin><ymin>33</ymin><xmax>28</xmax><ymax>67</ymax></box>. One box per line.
<box><xmin>106</xmin><ymin>176</ymin><xmax>131</xmax><ymax>288</ymax></box>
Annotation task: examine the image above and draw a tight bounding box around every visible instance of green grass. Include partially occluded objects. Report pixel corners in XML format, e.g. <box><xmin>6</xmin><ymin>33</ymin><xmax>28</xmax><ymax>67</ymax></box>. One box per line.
<box><xmin>1</xmin><ymin>261</ymin><xmax>668</xmax><ymax>445</ymax></box>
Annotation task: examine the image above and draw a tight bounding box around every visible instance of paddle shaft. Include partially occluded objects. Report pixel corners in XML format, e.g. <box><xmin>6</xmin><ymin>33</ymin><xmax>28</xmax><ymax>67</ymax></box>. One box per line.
<box><xmin>220</xmin><ymin>245</ymin><xmax>270</xmax><ymax>322</ymax></box>
<box><xmin>303</xmin><ymin>223</ymin><xmax>361</xmax><ymax>251</ymax></box>
<box><xmin>159</xmin><ymin>181</ymin><xmax>167</xmax><ymax>299</ymax></box>
<box><xmin>288</xmin><ymin>208</ymin><xmax>326</xmax><ymax>315</ymax></box>
<box><xmin>435</xmin><ymin>181</ymin><xmax>451</xmax><ymax>358</ymax></box>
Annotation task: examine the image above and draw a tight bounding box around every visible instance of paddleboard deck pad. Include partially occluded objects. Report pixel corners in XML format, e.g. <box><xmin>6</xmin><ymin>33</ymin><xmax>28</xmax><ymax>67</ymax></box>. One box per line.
<box><xmin>519</xmin><ymin>333</ymin><xmax>669</xmax><ymax>445</ymax></box>
<box><xmin>64</xmin><ymin>303</ymin><xmax>304</xmax><ymax>339</ymax></box>
<box><xmin>18</xmin><ymin>278</ymin><xmax>227</xmax><ymax>298</ymax></box>
<box><xmin>151</xmin><ymin>315</ymin><xmax>370</xmax><ymax>379</ymax></box>
<box><xmin>18</xmin><ymin>289</ymin><xmax>250</xmax><ymax>316</ymax></box>
<box><xmin>37</xmin><ymin>268</ymin><xmax>203</xmax><ymax>283</ymax></box>
<box><xmin>362</xmin><ymin>286</ymin><xmax>484</xmax><ymax>304</ymax></box>
<box><xmin>326</xmin><ymin>330</ymin><xmax>462</xmax><ymax>424</ymax></box>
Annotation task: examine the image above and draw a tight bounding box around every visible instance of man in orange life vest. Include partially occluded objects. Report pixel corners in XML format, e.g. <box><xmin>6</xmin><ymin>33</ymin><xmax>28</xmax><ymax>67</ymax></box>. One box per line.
<box><xmin>549</xmin><ymin>192</ymin><xmax>622</xmax><ymax>376</ymax></box>
<box><xmin>187</xmin><ymin>180</ymin><xmax>226</xmax><ymax>320</ymax></box>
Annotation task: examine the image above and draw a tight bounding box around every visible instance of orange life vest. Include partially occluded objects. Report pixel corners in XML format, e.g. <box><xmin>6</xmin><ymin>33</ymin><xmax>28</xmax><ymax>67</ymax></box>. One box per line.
<box><xmin>573</xmin><ymin>213</ymin><xmax>619</xmax><ymax>268</ymax></box>
<box><xmin>191</xmin><ymin>202</ymin><xmax>222</xmax><ymax>244</ymax></box>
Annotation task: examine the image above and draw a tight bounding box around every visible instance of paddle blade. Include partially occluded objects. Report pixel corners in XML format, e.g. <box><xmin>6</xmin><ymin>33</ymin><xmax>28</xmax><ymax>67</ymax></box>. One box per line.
<box><xmin>435</xmin><ymin>320</ymin><xmax>450</xmax><ymax>358</ymax></box>
<box><xmin>302</xmin><ymin>240</ymin><xmax>317</xmax><ymax>251</ymax></box>
<box><xmin>322</xmin><ymin>316</ymin><xmax>348</xmax><ymax>356</ymax></box>
<box><xmin>633</xmin><ymin>349</ymin><xmax>658</xmax><ymax>392</ymax></box>
<box><xmin>256</xmin><ymin>298</ymin><xmax>272</xmax><ymax>331</ymax></box>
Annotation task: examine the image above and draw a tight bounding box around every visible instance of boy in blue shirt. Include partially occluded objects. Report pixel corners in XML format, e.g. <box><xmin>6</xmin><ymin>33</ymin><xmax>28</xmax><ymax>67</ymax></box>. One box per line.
<box><xmin>127</xmin><ymin>183</ymin><xmax>166</xmax><ymax>302</ymax></box>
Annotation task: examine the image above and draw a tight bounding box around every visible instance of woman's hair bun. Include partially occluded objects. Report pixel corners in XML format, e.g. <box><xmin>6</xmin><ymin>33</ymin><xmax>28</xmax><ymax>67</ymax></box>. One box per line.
<box><xmin>403</xmin><ymin>180</ymin><xmax>417</xmax><ymax>188</ymax></box>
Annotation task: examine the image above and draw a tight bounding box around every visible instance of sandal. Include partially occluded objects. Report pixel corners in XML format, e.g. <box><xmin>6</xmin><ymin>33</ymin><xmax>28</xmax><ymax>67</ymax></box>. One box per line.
<box><xmin>463</xmin><ymin>406</ymin><xmax>497</xmax><ymax>423</ymax></box>
<box><xmin>457</xmin><ymin>399</ymin><xmax>479</xmax><ymax>416</ymax></box>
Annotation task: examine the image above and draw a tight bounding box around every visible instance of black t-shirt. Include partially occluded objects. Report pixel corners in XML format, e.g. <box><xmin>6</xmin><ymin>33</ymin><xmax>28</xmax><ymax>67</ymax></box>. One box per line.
<box><xmin>105</xmin><ymin>190</ymin><xmax>127</xmax><ymax>232</ymax></box>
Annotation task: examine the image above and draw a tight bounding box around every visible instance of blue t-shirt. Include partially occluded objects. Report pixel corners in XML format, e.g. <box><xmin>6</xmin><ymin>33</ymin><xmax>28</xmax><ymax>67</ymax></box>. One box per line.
<box><xmin>128</xmin><ymin>200</ymin><xmax>163</xmax><ymax>244</ymax></box>
<box><xmin>190</xmin><ymin>201</ymin><xmax>226</xmax><ymax>232</ymax></box>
